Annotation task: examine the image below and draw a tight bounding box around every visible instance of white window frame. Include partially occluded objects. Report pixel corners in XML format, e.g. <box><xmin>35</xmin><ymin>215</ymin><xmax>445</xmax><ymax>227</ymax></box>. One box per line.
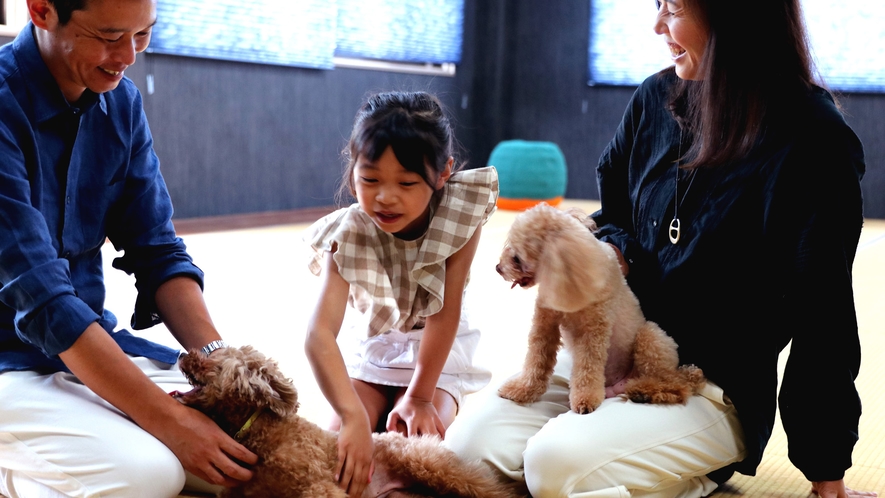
<box><xmin>333</xmin><ymin>57</ymin><xmax>456</xmax><ymax>77</ymax></box>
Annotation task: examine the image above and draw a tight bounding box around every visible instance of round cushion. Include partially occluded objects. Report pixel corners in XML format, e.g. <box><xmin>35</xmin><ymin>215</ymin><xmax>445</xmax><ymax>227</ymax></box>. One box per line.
<box><xmin>487</xmin><ymin>140</ymin><xmax>567</xmax><ymax>210</ymax></box>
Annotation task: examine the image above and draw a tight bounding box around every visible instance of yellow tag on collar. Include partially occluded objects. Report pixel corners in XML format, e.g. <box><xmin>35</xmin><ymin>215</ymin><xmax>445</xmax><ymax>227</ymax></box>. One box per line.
<box><xmin>234</xmin><ymin>409</ymin><xmax>262</xmax><ymax>440</ymax></box>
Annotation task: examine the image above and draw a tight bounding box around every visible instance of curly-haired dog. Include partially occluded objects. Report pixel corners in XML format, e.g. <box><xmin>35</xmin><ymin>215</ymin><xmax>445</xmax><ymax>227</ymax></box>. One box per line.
<box><xmin>496</xmin><ymin>203</ymin><xmax>704</xmax><ymax>414</ymax></box>
<box><xmin>173</xmin><ymin>345</ymin><xmax>517</xmax><ymax>498</ymax></box>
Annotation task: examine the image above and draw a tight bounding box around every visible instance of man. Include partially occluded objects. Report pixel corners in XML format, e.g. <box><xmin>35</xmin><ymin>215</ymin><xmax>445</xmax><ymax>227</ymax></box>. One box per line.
<box><xmin>0</xmin><ymin>0</ymin><xmax>257</xmax><ymax>495</ymax></box>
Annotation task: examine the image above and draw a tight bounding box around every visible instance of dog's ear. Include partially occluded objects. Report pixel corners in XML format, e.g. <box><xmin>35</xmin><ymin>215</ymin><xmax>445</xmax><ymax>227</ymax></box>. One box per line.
<box><xmin>535</xmin><ymin>222</ymin><xmax>613</xmax><ymax>312</ymax></box>
<box><xmin>232</xmin><ymin>346</ymin><xmax>300</xmax><ymax>417</ymax></box>
<box><xmin>265</xmin><ymin>370</ymin><xmax>299</xmax><ymax>417</ymax></box>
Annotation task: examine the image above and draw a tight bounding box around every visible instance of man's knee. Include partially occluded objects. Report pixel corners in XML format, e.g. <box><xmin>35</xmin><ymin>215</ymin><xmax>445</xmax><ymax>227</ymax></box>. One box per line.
<box><xmin>91</xmin><ymin>440</ymin><xmax>186</xmax><ymax>497</ymax></box>
<box><xmin>0</xmin><ymin>459</ymin><xmax>184</xmax><ymax>498</ymax></box>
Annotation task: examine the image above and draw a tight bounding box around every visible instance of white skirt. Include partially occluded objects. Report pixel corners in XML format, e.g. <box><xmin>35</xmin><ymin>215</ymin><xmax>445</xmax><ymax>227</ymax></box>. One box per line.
<box><xmin>339</xmin><ymin>307</ymin><xmax>492</xmax><ymax>405</ymax></box>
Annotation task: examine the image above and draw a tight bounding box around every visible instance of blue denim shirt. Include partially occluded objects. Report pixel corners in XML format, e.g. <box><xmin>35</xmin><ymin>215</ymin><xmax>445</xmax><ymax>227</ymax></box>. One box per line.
<box><xmin>0</xmin><ymin>24</ymin><xmax>199</xmax><ymax>373</ymax></box>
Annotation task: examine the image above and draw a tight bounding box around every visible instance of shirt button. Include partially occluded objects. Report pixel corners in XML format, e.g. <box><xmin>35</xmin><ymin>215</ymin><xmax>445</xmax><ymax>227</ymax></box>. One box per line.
<box><xmin>66</xmin><ymin>196</ymin><xmax>71</xmax><ymax>204</ymax></box>
<box><xmin>64</xmin><ymin>251</ymin><xmax>71</xmax><ymax>258</ymax></box>
<box><xmin>652</xmin><ymin>220</ymin><xmax>658</xmax><ymax>227</ymax></box>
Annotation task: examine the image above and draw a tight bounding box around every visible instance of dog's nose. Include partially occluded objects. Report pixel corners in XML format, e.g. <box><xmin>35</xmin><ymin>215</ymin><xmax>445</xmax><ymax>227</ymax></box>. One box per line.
<box><xmin>495</xmin><ymin>264</ymin><xmax>502</xmax><ymax>275</ymax></box>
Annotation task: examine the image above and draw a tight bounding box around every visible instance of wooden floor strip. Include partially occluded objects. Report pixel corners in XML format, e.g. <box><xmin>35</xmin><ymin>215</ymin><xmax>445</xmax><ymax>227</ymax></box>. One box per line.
<box><xmin>172</xmin><ymin>206</ymin><xmax>336</xmax><ymax>235</ymax></box>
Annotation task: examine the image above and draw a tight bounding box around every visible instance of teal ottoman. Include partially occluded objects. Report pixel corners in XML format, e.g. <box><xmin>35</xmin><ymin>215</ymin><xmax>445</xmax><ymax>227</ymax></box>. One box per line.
<box><xmin>488</xmin><ymin>140</ymin><xmax>568</xmax><ymax>210</ymax></box>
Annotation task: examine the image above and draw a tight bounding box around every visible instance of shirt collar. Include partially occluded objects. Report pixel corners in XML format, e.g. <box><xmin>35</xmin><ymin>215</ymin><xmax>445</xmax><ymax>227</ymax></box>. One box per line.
<box><xmin>13</xmin><ymin>22</ymin><xmax>108</xmax><ymax>123</ymax></box>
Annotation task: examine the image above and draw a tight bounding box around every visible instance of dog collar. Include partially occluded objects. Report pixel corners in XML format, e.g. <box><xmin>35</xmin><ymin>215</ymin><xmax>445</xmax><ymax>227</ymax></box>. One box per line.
<box><xmin>234</xmin><ymin>409</ymin><xmax>262</xmax><ymax>440</ymax></box>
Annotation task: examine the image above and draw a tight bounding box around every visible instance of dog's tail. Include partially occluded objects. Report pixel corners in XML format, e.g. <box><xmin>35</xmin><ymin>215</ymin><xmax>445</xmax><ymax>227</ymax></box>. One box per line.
<box><xmin>373</xmin><ymin>432</ymin><xmax>522</xmax><ymax>498</ymax></box>
<box><xmin>624</xmin><ymin>321</ymin><xmax>707</xmax><ymax>405</ymax></box>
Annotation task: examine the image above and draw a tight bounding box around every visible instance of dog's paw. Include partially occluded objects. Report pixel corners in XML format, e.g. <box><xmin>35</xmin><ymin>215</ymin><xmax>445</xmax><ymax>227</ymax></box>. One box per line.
<box><xmin>569</xmin><ymin>388</ymin><xmax>604</xmax><ymax>414</ymax></box>
<box><xmin>498</xmin><ymin>377</ymin><xmax>547</xmax><ymax>405</ymax></box>
<box><xmin>678</xmin><ymin>364</ymin><xmax>706</xmax><ymax>391</ymax></box>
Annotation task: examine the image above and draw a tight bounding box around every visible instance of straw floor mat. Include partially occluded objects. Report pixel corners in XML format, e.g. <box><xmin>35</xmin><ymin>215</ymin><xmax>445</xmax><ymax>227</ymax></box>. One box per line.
<box><xmin>105</xmin><ymin>200</ymin><xmax>882</xmax><ymax>498</ymax></box>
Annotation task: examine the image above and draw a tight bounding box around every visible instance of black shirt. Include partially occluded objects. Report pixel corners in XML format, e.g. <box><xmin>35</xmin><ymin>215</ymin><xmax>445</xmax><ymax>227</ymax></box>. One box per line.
<box><xmin>593</xmin><ymin>69</ymin><xmax>865</xmax><ymax>481</ymax></box>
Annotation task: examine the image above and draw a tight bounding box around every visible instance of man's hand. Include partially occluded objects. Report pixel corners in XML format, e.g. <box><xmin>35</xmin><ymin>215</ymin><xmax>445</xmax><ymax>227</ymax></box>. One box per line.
<box><xmin>59</xmin><ymin>325</ymin><xmax>257</xmax><ymax>486</ymax></box>
<box><xmin>158</xmin><ymin>402</ymin><xmax>258</xmax><ymax>486</ymax></box>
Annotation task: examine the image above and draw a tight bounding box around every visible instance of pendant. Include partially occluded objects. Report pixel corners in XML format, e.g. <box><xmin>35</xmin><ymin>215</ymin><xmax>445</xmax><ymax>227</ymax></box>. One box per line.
<box><xmin>668</xmin><ymin>218</ymin><xmax>681</xmax><ymax>245</ymax></box>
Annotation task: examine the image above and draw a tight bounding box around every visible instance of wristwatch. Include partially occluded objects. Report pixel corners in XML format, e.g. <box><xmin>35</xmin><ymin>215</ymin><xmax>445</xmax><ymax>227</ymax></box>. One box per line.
<box><xmin>200</xmin><ymin>340</ymin><xmax>228</xmax><ymax>356</ymax></box>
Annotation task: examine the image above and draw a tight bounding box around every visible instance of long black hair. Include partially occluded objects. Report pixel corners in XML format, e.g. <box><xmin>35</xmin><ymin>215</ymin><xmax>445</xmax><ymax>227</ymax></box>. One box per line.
<box><xmin>669</xmin><ymin>0</ymin><xmax>820</xmax><ymax>168</ymax></box>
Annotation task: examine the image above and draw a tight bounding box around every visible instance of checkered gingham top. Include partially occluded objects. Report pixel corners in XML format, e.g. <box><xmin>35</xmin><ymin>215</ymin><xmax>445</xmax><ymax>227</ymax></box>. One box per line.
<box><xmin>305</xmin><ymin>166</ymin><xmax>499</xmax><ymax>337</ymax></box>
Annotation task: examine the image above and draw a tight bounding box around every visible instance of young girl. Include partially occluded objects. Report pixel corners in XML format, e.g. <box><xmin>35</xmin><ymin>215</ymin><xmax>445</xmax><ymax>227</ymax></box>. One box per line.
<box><xmin>304</xmin><ymin>91</ymin><xmax>498</xmax><ymax>497</ymax></box>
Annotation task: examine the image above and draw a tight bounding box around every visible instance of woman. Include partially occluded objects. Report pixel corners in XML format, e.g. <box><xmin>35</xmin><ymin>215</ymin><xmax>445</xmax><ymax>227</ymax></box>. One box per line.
<box><xmin>446</xmin><ymin>1</ymin><xmax>876</xmax><ymax>497</ymax></box>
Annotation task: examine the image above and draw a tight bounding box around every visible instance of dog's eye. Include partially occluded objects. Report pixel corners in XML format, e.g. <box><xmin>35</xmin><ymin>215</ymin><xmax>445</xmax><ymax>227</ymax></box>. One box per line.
<box><xmin>512</xmin><ymin>255</ymin><xmax>521</xmax><ymax>268</ymax></box>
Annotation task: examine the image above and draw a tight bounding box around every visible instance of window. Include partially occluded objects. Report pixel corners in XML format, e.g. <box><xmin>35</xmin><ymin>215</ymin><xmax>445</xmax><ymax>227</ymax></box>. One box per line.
<box><xmin>148</xmin><ymin>0</ymin><xmax>463</xmax><ymax>76</ymax></box>
<box><xmin>149</xmin><ymin>1</ymin><xmax>336</xmax><ymax>69</ymax></box>
<box><xmin>335</xmin><ymin>0</ymin><xmax>463</xmax><ymax>64</ymax></box>
<box><xmin>588</xmin><ymin>0</ymin><xmax>885</xmax><ymax>93</ymax></box>
<box><xmin>0</xmin><ymin>0</ymin><xmax>29</xmax><ymax>38</ymax></box>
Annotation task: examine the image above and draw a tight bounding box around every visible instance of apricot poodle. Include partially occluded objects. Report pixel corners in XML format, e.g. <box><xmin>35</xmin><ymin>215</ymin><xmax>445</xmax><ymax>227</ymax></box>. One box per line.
<box><xmin>173</xmin><ymin>345</ymin><xmax>517</xmax><ymax>498</ymax></box>
<box><xmin>496</xmin><ymin>203</ymin><xmax>705</xmax><ymax>414</ymax></box>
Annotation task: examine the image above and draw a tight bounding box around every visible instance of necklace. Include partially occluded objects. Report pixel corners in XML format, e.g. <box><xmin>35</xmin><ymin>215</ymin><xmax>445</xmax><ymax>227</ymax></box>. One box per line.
<box><xmin>668</xmin><ymin>132</ymin><xmax>697</xmax><ymax>245</ymax></box>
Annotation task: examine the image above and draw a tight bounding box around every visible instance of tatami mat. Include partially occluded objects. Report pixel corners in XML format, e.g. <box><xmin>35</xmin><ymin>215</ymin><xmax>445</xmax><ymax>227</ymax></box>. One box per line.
<box><xmin>101</xmin><ymin>200</ymin><xmax>883</xmax><ymax>497</ymax></box>
<box><xmin>710</xmin><ymin>217</ymin><xmax>885</xmax><ymax>497</ymax></box>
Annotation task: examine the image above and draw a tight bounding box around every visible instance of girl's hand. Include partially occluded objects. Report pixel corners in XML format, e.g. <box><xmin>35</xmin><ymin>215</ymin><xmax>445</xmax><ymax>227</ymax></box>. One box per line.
<box><xmin>336</xmin><ymin>415</ymin><xmax>375</xmax><ymax>498</ymax></box>
<box><xmin>386</xmin><ymin>396</ymin><xmax>446</xmax><ymax>438</ymax></box>
<box><xmin>812</xmin><ymin>480</ymin><xmax>878</xmax><ymax>498</ymax></box>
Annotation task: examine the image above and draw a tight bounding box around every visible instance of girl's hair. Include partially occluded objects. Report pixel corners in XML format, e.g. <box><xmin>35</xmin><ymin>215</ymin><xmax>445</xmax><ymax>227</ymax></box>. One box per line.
<box><xmin>338</xmin><ymin>91</ymin><xmax>459</xmax><ymax>202</ymax></box>
<box><xmin>668</xmin><ymin>0</ymin><xmax>819</xmax><ymax>168</ymax></box>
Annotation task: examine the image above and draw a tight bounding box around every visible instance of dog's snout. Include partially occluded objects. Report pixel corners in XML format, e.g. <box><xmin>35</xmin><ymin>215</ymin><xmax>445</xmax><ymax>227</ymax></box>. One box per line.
<box><xmin>495</xmin><ymin>264</ymin><xmax>503</xmax><ymax>275</ymax></box>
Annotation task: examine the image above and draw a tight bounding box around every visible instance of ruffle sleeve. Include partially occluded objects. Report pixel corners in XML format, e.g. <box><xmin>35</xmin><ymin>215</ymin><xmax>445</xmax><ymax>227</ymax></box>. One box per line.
<box><xmin>410</xmin><ymin>166</ymin><xmax>498</xmax><ymax>315</ymax></box>
<box><xmin>304</xmin><ymin>166</ymin><xmax>498</xmax><ymax>336</ymax></box>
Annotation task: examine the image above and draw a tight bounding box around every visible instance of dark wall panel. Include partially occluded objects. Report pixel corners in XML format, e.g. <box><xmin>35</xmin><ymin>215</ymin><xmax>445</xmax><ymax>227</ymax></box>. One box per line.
<box><xmin>840</xmin><ymin>94</ymin><xmax>885</xmax><ymax>219</ymax></box>
<box><xmin>126</xmin><ymin>55</ymin><xmax>468</xmax><ymax>218</ymax></box>
<box><xmin>506</xmin><ymin>1</ymin><xmax>631</xmax><ymax>200</ymax></box>
<box><xmin>3</xmin><ymin>1</ymin><xmax>884</xmax><ymax>218</ymax></box>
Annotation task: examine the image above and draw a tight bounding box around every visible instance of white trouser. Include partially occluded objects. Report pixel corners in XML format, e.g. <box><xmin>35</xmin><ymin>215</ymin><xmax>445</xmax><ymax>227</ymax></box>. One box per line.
<box><xmin>0</xmin><ymin>357</ymin><xmax>220</xmax><ymax>498</ymax></box>
<box><xmin>445</xmin><ymin>351</ymin><xmax>746</xmax><ymax>498</ymax></box>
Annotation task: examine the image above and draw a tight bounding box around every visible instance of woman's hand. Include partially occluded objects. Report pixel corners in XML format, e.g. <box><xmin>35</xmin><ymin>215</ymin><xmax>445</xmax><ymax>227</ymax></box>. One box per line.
<box><xmin>812</xmin><ymin>480</ymin><xmax>878</xmax><ymax>498</ymax></box>
<box><xmin>336</xmin><ymin>414</ymin><xmax>375</xmax><ymax>497</ymax></box>
<box><xmin>606</xmin><ymin>243</ymin><xmax>630</xmax><ymax>277</ymax></box>
<box><xmin>386</xmin><ymin>395</ymin><xmax>446</xmax><ymax>438</ymax></box>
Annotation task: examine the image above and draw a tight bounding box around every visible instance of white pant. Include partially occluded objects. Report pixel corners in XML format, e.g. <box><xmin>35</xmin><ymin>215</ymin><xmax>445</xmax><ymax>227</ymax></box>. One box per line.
<box><xmin>0</xmin><ymin>357</ymin><xmax>220</xmax><ymax>498</ymax></box>
<box><xmin>445</xmin><ymin>351</ymin><xmax>746</xmax><ymax>498</ymax></box>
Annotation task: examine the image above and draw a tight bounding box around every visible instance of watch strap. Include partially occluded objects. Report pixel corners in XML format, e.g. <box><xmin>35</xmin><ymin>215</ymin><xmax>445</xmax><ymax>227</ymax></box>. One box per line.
<box><xmin>200</xmin><ymin>340</ymin><xmax>228</xmax><ymax>356</ymax></box>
